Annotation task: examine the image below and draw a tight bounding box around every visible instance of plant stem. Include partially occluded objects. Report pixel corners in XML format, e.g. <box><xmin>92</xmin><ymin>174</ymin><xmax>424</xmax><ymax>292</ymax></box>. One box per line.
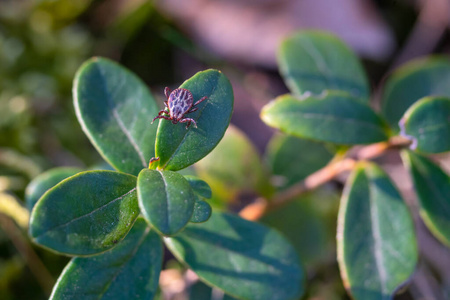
<box><xmin>239</xmin><ymin>136</ymin><xmax>412</xmax><ymax>221</ymax></box>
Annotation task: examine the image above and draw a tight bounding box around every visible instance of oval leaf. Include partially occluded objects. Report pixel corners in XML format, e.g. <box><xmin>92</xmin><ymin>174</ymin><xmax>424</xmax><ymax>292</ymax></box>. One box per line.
<box><xmin>74</xmin><ymin>57</ymin><xmax>159</xmax><ymax>176</ymax></box>
<box><xmin>261</xmin><ymin>91</ymin><xmax>389</xmax><ymax>145</ymax></box>
<box><xmin>278</xmin><ymin>30</ymin><xmax>370</xmax><ymax>101</ymax></box>
<box><xmin>154</xmin><ymin>69</ymin><xmax>234</xmax><ymax>171</ymax></box>
<box><xmin>399</xmin><ymin>96</ymin><xmax>450</xmax><ymax>153</ymax></box>
<box><xmin>184</xmin><ymin>175</ymin><xmax>212</xmax><ymax>199</ymax></box>
<box><xmin>137</xmin><ymin>169</ymin><xmax>196</xmax><ymax>236</ymax></box>
<box><xmin>165</xmin><ymin>212</ymin><xmax>304</xmax><ymax>300</ymax></box>
<box><xmin>50</xmin><ymin>218</ymin><xmax>163</xmax><ymax>300</ymax></box>
<box><xmin>29</xmin><ymin>171</ymin><xmax>139</xmax><ymax>256</ymax></box>
<box><xmin>382</xmin><ymin>56</ymin><xmax>450</xmax><ymax>130</ymax></box>
<box><xmin>265</xmin><ymin>133</ymin><xmax>335</xmax><ymax>190</ymax></box>
<box><xmin>25</xmin><ymin>167</ymin><xmax>82</xmax><ymax>211</ymax></box>
<box><xmin>402</xmin><ymin>151</ymin><xmax>450</xmax><ymax>247</ymax></box>
<box><xmin>337</xmin><ymin>162</ymin><xmax>418</xmax><ymax>300</ymax></box>
<box><xmin>190</xmin><ymin>199</ymin><xmax>212</xmax><ymax>223</ymax></box>
<box><xmin>195</xmin><ymin>126</ymin><xmax>273</xmax><ymax>201</ymax></box>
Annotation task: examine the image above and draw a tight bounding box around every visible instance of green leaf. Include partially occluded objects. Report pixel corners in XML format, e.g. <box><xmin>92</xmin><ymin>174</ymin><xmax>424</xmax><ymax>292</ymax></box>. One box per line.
<box><xmin>29</xmin><ymin>171</ymin><xmax>139</xmax><ymax>256</ymax></box>
<box><xmin>337</xmin><ymin>162</ymin><xmax>418</xmax><ymax>300</ymax></box>
<box><xmin>261</xmin><ymin>91</ymin><xmax>389</xmax><ymax>145</ymax></box>
<box><xmin>278</xmin><ymin>30</ymin><xmax>370</xmax><ymax>101</ymax></box>
<box><xmin>190</xmin><ymin>199</ymin><xmax>212</xmax><ymax>223</ymax></box>
<box><xmin>25</xmin><ymin>167</ymin><xmax>82</xmax><ymax>211</ymax></box>
<box><xmin>154</xmin><ymin>69</ymin><xmax>233</xmax><ymax>171</ymax></box>
<box><xmin>265</xmin><ymin>133</ymin><xmax>335</xmax><ymax>190</ymax></box>
<box><xmin>183</xmin><ymin>176</ymin><xmax>213</xmax><ymax>223</ymax></box>
<box><xmin>195</xmin><ymin>126</ymin><xmax>273</xmax><ymax>201</ymax></box>
<box><xmin>184</xmin><ymin>175</ymin><xmax>212</xmax><ymax>199</ymax></box>
<box><xmin>50</xmin><ymin>218</ymin><xmax>163</xmax><ymax>300</ymax></box>
<box><xmin>137</xmin><ymin>169</ymin><xmax>196</xmax><ymax>236</ymax></box>
<box><xmin>165</xmin><ymin>212</ymin><xmax>304</xmax><ymax>300</ymax></box>
<box><xmin>382</xmin><ymin>56</ymin><xmax>450</xmax><ymax>130</ymax></box>
<box><xmin>402</xmin><ymin>151</ymin><xmax>450</xmax><ymax>247</ymax></box>
<box><xmin>399</xmin><ymin>96</ymin><xmax>450</xmax><ymax>154</ymax></box>
<box><xmin>74</xmin><ymin>57</ymin><xmax>159</xmax><ymax>176</ymax></box>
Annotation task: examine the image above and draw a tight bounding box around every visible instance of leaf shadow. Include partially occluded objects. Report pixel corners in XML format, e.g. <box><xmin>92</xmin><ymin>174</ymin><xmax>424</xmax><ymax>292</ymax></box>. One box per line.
<box><xmin>172</xmin><ymin>214</ymin><xmax>302</xmax><ymax>299</ymax></box>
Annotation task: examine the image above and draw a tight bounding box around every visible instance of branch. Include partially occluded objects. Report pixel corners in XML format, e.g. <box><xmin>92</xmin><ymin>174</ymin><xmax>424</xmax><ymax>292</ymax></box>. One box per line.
<box><xmin>239</xmin><ymin>136</ymin><xmax>412</xmax><ymax>221</ymax></box>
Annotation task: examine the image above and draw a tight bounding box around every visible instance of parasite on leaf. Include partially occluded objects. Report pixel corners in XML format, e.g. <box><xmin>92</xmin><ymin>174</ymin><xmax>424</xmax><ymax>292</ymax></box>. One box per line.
<box><xmin>151</xmin><ymin>87</ymin><xmax>207</xmax><ymax>129</ymax></box>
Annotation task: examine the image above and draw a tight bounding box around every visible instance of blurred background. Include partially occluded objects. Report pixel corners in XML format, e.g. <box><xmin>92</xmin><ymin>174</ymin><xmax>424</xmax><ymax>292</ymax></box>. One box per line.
<box><xmin>0</xmin><ymin>0</ymin><xmax>449</xmax><ymax>299</ymax></box>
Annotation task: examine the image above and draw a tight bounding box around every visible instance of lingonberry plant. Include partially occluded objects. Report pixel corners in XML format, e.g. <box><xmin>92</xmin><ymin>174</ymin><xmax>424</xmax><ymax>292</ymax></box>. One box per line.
<box><xmin>26</xmin><ymin>30</ymin><xmax>450</xmax><ymax>300</ymax></box>
<box><xmin>27</xmin><ymin>57</ymin><xmax>303</xmax><ymax>300</ymax></box>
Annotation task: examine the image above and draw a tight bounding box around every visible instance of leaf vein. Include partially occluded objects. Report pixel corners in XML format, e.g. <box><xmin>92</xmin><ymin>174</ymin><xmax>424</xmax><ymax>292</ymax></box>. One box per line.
<box><xmin>34</xmin><ymin>188</ymin><xmax>137</xmax><ymax>238</ymax></box>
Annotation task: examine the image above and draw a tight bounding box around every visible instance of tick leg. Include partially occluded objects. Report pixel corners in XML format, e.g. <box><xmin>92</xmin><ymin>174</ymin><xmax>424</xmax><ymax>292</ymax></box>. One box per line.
<box><xmin>164</xmin><ymin>101</ymin><xmax>168</xmax><ymax>108</ymax></box>
<box><xmin>151</xmin><ymin>110</ymin><xmax>168</xmax><ymax>124</ymax></box>
<box><xmin>179</xmin><ymin>118</ymin><xmax>197</xmax><ymax>129</ymax></box>
<box><xmin>193</xmin><ymin>96</ymin><xmax>207</xmax><ymax>106</ymax></box>
<box><xmin>164</xmin><ymin>87</ymin><xmax>172</xmax><ymax>99</ymax></box>
<box><xmin>152</xmin><ymin>114</ymin><xmax>172</xmax><ymax>124</ymax></box>
<box><xmin>187</xmin><ymin>107</ymin><xmax>198</xmax><ymax>113</ymax></box>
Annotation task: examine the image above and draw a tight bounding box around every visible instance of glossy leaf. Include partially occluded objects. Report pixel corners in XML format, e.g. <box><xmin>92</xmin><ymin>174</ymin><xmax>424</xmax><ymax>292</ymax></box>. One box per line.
<box><xmin>154</xmin><ymin>69</ymin><xmax>233</xmax><ymax>171</ymax></box>
<box><xmin>184</xmin><ymin>175</ymin><xmax>212</xmax><ymax>199</ymax></box>
<box><xmin>137</xmin><ymin>169</ymin><xmax>196</xmax><ymax>236</ymax></box>
<box><xmin>402</xmin><ymin>151</ymin><xmax>450</xmax><ymax>247</ymax></box>
<box><xmin>261</xmin><ymin>91</ymin><xmax>389</xmax><ymax>145</ymax></box>
<box><xmin>265</xmin><ymin>134</ymin><xmax>335</xmax><ymax>190</ymax></box>
<box><xmin>25</xmin><ymin>167</ymin><xmax>82</xmax><ymax>211</ymax></box>
<box><xmin>278</xmin><ymin>30</ymin><xmax>370</xmax><ymax>101</ymax></box>
<box><xmin>165</xmin><ymin>212</ymin><xmax>304</xmax><ymax>300</ymax></box>
<box><xmin>399</xmin><ymin>96</ymin><xmax>450</xmax><ymax>153</ymax></box>
<box><xmin>382</xmin><ymin>56</ymin><xmax>450</xmax><ymax>130</ymax></box>
<box><xmin>50</xmin><ymin>218</ymin><xmax>163</xmax><ymax>300</ymax></box>
<box><xmin>190</xmin><ymin>199</ymin><xmax>212</xmax><ymax>223</ymax></box>
<box><xmin>195</xmin><ymin>126</ymin><xmax>272</xmax><ymax>201</ymax></box>
<box><xmin>337</xmin><ymin>162</ymin><xmax>418</xmax><ymax>300</ymax></box>
<box><xmin>74</xmin><ymin>57</ymin><xmax>159</xmax><ymax>176</ymax></box>
<box><xmin>29</xmin><ymin>171</ymin><xmax>139</xmax><ymax>256</ymax></box>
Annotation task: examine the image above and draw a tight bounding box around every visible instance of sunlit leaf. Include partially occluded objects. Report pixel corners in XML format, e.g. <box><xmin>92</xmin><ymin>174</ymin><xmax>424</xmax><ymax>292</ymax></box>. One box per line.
<box><xmin>137</xmin><ymin>169</ymin><xmax>196</xmax><ymax>236</ymax></box>
<box><xmin>165</xmin><ymin>212</ymin><xmax>304</xmax><ymax>300</ymax></box>
<box><xmin>184</xmin><ymin>175</ymin><xmax>212</xmax><ymax>199</ymax></box>
<box><xmin>25</xmin><ymin>167</ymin><xmax>82</xmax><ymax>211</ymax></box>
<box><xmin>399</xmin><ymin>96</ymin><xmax>450</xmax><ymax>153</ymax></box>
<box><xmin>190</xmin><ymin>199</ymin><xmax>212</xmax><ymax>223</ymax></box>
<box><xmin>278</xmin><ymin>30</ymin><xmax>369</xmax><ymax>101</ymax></box>
<box><xmin>261</xmin><ymin>91</ymin><xmax>389</xmax><ymax>145</ymax></box>
<box><xmin>154</xmin><ymin>69</ymin><xmax>233</xmax><ymax>171</ymax></box>
<box><xmin>402</xmin><ymin>151</ymin><xmax>450</xmax><ymax>247</ymax></box>
<box><xmin>337</xmin><ymin>162</ymin><xmax>417</xmax><ymax>300</ymax></box>
<box><xmin>50</xmin><ymin>218</ymin><xmax>163</xmax><ymax>299</ymax></box>
<box><xmin>382</xmin><ymin>56</ymin><xmax>450</xmax><ymax>130</ymax></box>
<box><xmin>74</xmin><ymin>57</ymin><xmax>159</xmax><ymax>176</ymax></box>
<box><xmin>29</xmin><ymin>171</ymin><xmax>139</xmax><ymax>256</ymax></box>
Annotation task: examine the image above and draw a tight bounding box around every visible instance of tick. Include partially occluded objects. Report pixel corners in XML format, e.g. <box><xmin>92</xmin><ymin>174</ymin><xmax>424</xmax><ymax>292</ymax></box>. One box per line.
<box><xmin>151</xmin><ymin>87</ymin><xmax>207</xmax><ymax>129</ymax></box>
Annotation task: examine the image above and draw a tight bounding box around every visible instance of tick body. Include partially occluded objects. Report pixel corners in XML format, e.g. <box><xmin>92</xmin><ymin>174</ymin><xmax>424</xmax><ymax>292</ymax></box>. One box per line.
<box><xmin>151</xmin><ymin>87</ymin><xmax>207</xmax><ymax>129</ymax></box>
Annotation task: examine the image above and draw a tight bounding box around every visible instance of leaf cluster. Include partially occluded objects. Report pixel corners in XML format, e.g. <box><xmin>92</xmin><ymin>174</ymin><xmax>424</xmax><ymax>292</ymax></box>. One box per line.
<box><xmin>27</xmin><ymin>58</ymin><xmax>304</xmax><ymax>299</ymax></box>
<box><xmin>259</xmin><ymin>31</ymin><xmax>450</xmax><ymax>299</ymax></box>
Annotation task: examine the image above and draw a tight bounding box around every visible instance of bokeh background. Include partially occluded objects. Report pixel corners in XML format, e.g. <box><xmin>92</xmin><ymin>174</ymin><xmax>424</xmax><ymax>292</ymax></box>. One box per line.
<box><xmin>1</xmin><ymin>0</ymin><xmax>450</xmax><ymax>299</ymax></box>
